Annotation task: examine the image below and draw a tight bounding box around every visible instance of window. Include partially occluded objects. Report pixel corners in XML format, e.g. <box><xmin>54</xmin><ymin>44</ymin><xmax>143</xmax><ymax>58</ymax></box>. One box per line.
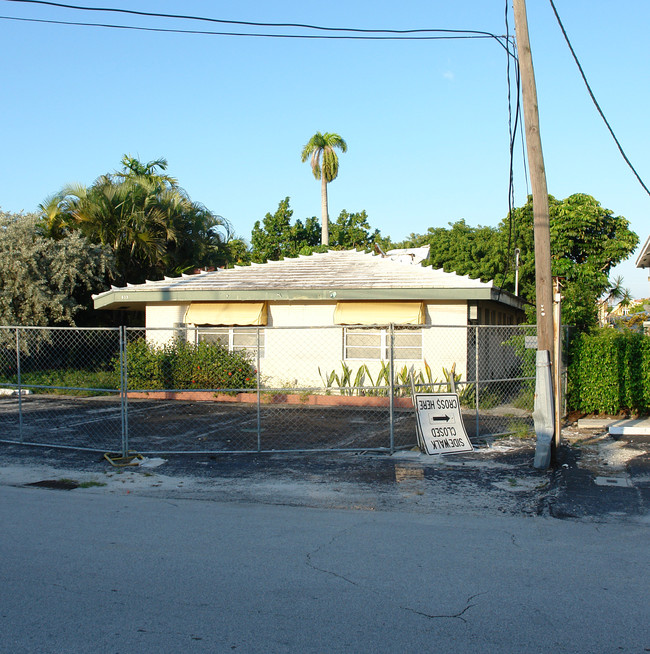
<box><xmin>196</xmin><ymin>327</ymin><xmax>264</xmax><ymax>358</ymax></box>
<box><xmin>344</xmin><ymin>327</ymin><xmax>422</xmax><ymax>361</ymax></box>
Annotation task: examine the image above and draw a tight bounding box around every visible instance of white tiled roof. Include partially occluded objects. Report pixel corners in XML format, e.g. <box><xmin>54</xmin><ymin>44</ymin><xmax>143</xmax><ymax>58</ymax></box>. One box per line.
<box><xmin>94</xmin><ymin>249</ymin><xmax>492</xmax><ymax>298</ymax></box>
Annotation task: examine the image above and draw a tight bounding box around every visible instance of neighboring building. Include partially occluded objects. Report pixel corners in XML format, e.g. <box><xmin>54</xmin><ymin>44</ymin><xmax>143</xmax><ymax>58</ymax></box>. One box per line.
<box><xmin>635</xmin><ymin>235</ymin><xmax>650</xmax><ymax>334</ymax></box>
<box><xmin>93</xmin><ymin>249</ymin><xmax>525</xmax><ymax>386</ymax></box>
<box><xmin>636</xmin><ymin>234</ymin><xmax>650</xmax><ymax>272</ymax></box>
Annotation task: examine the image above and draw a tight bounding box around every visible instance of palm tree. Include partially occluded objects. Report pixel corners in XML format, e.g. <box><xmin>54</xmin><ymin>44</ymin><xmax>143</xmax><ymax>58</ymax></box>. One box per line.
<box><xmin>39</xmin><ymin>156</ymin><xmax>232</xmax><ymax>284</ymax></box>
<box><xmin>598</xmin><ymin>275</ymin><xmax>633</xmax><ymax>326</ymax></box>
<box><xmin>301</xmin><ymin>132</ymin><xmax>347</xmax><ymax>246</ymax></box>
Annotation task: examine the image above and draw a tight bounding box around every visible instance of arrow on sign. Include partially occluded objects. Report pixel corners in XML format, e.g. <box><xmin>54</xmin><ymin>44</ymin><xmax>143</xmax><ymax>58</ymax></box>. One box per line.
<box><xmin>431</xmin><ymin>415</ymin><xmax>451</xmax><ymax>422</ymax></box>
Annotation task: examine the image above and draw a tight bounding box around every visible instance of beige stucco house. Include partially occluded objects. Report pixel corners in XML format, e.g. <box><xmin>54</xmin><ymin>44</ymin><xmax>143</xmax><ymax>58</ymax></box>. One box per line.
<box><xmin>93</xmin><ymin>248</ymin><xmax>525</xmax><ymax>387</ymax></box>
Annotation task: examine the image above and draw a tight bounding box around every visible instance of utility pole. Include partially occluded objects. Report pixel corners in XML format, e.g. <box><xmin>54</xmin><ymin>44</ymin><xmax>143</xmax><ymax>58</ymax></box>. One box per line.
<box><xmin>512</xmin><ymin>0</ymin><xmax>556</xmax><ymax>468</ymax></box>
<box><xmin>512</xmin><ymin>0</ymin><xmax>554</xmax><ymax>357</ymax></box>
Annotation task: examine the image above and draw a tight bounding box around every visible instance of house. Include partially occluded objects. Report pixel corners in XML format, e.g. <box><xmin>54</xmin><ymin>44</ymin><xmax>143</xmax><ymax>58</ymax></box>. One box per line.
<box><xmin>635</xmin><ymin>235</ymin><xmax>650</xmax><ymax>334</ymax></box>
<box><xmin>93</xmin><ymin>249</ymin><xmax>525</xmax><ymax>387</ymax></box>
<box><xmin>636</xmin><ymin>234</ymin><xmax>650</xmax><ymax>271</ymax></box>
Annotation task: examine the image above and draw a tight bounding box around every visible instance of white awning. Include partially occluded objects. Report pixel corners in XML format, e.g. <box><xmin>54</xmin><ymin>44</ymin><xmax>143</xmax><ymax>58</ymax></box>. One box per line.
<box><xmin>334</xmin><ymin>301</ymin><xmax>425</xmax><ymax>325</ymax></box>
<box><xmin>185</xmin><ymin>302</ymin><xmax>268</xmax><ymax>326</ymax></box>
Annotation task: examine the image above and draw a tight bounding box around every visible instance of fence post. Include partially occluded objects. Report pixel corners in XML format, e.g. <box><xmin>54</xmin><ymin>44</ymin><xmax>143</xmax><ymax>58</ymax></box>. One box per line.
<box><xmin>474</xmin><ymin>325</ymin><xmax>480</xmax><ymax>438</ymax></box>
<box><xmin>16</xmin><ymin>328</ymin><xmax>23</xmax><ymax>443</ymax></box>
<box><xmin>389</xmin><ymin>323</ymin><xmax>395</xmax><ymax>454</ymax></box>
<box><xmin>120</xmin><ymin>326</ymin><xmax>129</xmax><ymax>457</ymax></box>
<box><xmin>256</xmin><ymin>327</ymin><xmax>262</xmax><ymax>453</ymax></box>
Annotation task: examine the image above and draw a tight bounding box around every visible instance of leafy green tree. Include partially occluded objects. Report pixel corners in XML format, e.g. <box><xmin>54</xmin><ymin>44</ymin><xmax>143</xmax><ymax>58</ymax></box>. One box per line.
<box><xmin>220</xmin><ymin>237</ymin><xmax>252</xmax><ymax>267</ymax></box>
<box><xmin>250</xmin><ymin>198</ymin><xmax>320</xmax><ymax>263</ymax></box>
<box><xmin>250</xmin><ymin>200</ymin><xmax>383</xmax><ymax>262</ymax></box>
<box><xmin>40</xmin><ymin>156</ymin><xmax>232</xmax><ymax>285</ymax></box>
<box><xmin>0</xmin><ymin>211</ymin><xmax>113</xmax><ymax>326</ymax></box>
<box><xmin>395</xmin><ymin>194</ymin><xmax>638</xmax><ymax>330</ymax></box>
<box><xmin>329</xmin><ymin>210</ymin><xmax>380</xmax><ymax>249</ymax></box>
<box><xmin>301</xmin><ymin>132</ymin><xmax>347</xmax><ymax>246</ymax></box>
<box><xmin>510</xmin><ymin>194</ymin><xmax>638</xmax><ymax>327</ymax></box>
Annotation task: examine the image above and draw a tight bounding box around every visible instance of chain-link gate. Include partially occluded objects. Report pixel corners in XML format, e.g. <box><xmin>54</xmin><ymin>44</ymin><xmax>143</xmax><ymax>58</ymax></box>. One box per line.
<box><xmin>0</xmin><ymin>324</ymin><xmax>549</xmax><ymax>455</ymax></box>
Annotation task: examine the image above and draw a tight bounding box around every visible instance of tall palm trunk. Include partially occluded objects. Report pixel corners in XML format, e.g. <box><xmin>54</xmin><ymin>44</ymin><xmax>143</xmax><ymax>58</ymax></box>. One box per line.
<box><xmin>321</xmin><ymin>172</ymin><xmax>329</xmax><ymax>246</ymax></box>
<box><xmin>301</xmin><ymin>131</ymin><xmax>346</xmax><ymax>247</ymax></box>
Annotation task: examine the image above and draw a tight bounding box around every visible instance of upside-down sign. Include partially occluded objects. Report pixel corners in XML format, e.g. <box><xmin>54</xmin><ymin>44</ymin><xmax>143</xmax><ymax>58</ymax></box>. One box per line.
<box><xmin>414</xmin><ymin>393</ymin><xmax>473</xmax><ymax>455</ymax></box>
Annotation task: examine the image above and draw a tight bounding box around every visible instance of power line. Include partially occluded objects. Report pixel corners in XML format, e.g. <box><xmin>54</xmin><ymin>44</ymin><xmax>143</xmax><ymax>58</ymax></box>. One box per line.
<box><xmin>3</xmin><ymin>0</ymin><xmax>524</xmax><ymax>271</ymax></box>
<box><xmin>2</xmin><ymin>0</ymin><xmax>507</xmax><ymax>40</ymax></box>
<box><xmin>495</xmin><ymin>0</ymin><xmax>523</xmax><ymax>298</ymax></box>
<box><xmin>0</xmin><ymin>14</ymin><xmax>506</xmax><ymax>41</ymax></box>
<box><xmin>548</xmin><ymin>0</ymin><xmax>650</xmax><ymax>197</ymax></box>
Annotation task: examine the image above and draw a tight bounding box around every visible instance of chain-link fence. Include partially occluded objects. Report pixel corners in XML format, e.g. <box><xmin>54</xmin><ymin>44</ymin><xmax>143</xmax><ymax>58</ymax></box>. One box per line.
<box><xmin>0</xmin><ymin>326</ymin><xmax>123</xmax><ymax>452</ymax></box>
<box><xmin>0</xmin><ymin>324</ymin><xmax>553</xmax><ymax>455</ymax></box>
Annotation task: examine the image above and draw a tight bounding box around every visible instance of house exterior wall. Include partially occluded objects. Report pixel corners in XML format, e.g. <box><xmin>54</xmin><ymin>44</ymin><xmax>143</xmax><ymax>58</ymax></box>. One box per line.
<box><xmin>142</xmin><ymin>300</ymin><xmax>474</xmax><ymax>389</ymax></box>
<box><xmin>140</xmin><ymin>300</ymin><xmax>530</xmax><ymax>389</ymax></box>
<box><xmin>267</xmin><ymin>302</ymin><xmax>336</xmax><ymax>326</ymax></box>
<box><xmin>425</xmin><ymin>301</ymin><xmax>467</xmax><ymax>326</ymax></box>
<box><xmin>145</xmin><ymin>303</ymin><xmax>189</xmax><ymax>346</ymax></box>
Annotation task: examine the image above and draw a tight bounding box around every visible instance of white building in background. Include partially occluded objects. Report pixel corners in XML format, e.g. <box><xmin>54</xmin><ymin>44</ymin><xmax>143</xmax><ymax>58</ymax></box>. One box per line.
<box><xmin>635</xmin><ymin>234</ymin><xmax>650</xmax><ymax>334</ymax></box>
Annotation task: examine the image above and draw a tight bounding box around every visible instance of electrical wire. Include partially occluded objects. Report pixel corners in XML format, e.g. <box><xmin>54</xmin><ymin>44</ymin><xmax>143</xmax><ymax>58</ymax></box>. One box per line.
<box><xmin>3</xmin><ymin>0</ymin><xmax>496</xmax><ymax>35</ymax></box>
<box><xmin>1</xmin><ymin>0</ymin><xmax>510</xmax><ymax>47</ymax></box>
<box><xmin>0</xmin><ymin>15</ymin><xmax>502</xmax><ymax>40</ymax></box>
<box><xmin>548</xmin><ymin>0</ymin><xmax>650</xmax><ymax>197</ymax></box>
<box><xmin>3</xmin><ymin>0</ymin><xmax>525</xmax><ymax>285</ymax></box>
<box><xmin>494</xmin><ymin>2</ymin><xmax>522</xmax><ymax>299</ymax></box>
<box><xmin>505</xmin><ymin>1</ymin><xmax>515</xmax><ymax>277</ymax></box>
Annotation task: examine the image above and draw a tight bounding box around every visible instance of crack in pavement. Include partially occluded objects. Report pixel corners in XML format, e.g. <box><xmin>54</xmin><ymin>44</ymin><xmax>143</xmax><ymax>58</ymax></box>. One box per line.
<box><xmin>304</xmin><ymin>523</ymin><xmax>373</xmax><ymax>590</ymax></box>
<box><xmin>400</xmin><ymin>591</ymin><xmax>487</xmax><ymax>623</ymax></box>
<box><xmin>305</xmin><ymin>526</ymin><xmax>487</xmax><ymax>623</ymax></box>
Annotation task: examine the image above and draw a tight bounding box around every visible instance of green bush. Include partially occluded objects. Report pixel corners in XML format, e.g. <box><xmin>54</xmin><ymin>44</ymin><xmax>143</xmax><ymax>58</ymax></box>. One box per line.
<box><xmin>121</xmin><ymin>338</ymin><xmax>257</xmax><ymax>391</ymax></box>
<box><xmin>567</xmin><ymin>329</ymin><xmax>650</xmax><ymax>414</ymax></box>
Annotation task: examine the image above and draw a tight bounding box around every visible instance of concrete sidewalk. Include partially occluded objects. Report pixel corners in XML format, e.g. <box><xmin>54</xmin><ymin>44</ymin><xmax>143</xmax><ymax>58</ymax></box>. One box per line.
<box><xmin>578</xmin><ymin>416</ymin><xmax>650</xmax><ymax>436</ymax></box>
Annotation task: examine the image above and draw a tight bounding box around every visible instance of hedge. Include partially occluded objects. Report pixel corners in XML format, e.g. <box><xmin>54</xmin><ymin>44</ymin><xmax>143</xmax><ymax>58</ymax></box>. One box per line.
<box><xmin>567</xmin><ymin>329</ymin><xmax>650</xmax><ymax>415</ymax></box>
<box><xmin>119</xmin><ymin>339</ymin><xmax>257</xmax><ymax>391</ymax></box>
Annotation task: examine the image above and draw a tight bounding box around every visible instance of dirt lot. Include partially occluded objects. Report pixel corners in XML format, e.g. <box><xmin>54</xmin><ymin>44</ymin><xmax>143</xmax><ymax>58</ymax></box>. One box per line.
<box><xmin>0</xmin><ymin>393</ymin><xmax>532</xmax><ymax>454</ymax></box>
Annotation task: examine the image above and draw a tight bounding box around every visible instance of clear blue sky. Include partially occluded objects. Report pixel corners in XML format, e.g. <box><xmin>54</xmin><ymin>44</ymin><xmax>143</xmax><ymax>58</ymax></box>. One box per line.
<box><xmin>2</xmin><ymin>0</ymin><xmax>648</xmax><ymax>296</ymax></box>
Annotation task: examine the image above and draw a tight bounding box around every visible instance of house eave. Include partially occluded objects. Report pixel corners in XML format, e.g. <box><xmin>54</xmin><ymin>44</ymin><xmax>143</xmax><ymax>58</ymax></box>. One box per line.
<box><xmin>94</xmin><ymin>287</ymin><xmax>525</xmax><ymax>311</ymax></box>
<box><xmin>636</xmin><ymin>234</ymin><xmax>650</xmax><ymax>268</ymax></box>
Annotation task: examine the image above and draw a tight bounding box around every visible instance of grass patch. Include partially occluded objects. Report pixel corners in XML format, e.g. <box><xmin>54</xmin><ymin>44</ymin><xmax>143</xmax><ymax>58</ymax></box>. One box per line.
<box><xmin>0</xmin><ymin>369</ymin><xmax>118</xmax><ymax>396</ymax></box>
<box><xmin>78</xmin><ymin>480</ymin><xmax>107</xmax><ymax>489</ymax></box>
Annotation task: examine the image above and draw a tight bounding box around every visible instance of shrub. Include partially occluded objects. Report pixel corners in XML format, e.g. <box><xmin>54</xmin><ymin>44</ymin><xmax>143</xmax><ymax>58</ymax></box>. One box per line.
<box><xmin>120</xmin><ymin>338</ymin><xmax>257</xmax><ymax>391</ymax></box>
<box><xmin>567</xmin><ymin>329</ymin><xmax>650</xmax><ymax>414</ymax></box>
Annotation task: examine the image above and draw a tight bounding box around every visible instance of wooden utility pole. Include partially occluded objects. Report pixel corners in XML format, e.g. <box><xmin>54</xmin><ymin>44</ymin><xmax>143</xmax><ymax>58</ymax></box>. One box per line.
<box><xmin>512</xmin><ymin>0</ymin><xmax>554</xmax><ymax>360</ymax></box>
<box><xmin>513</xmin><ymin>0</ymin><xmax>557</xmax><ymax>468</ymax></box>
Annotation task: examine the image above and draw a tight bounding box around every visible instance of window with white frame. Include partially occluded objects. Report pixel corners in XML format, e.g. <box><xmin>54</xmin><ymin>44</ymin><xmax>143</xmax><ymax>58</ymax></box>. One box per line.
<box><xmin>196</xmin><ymin>326</ymin><xmax>264</xmax><ymax>358</ymax></box>
<box><xmin>344</xmin><ymin>326</ymin><xmax>422</xmax><ymax>361</ymax></box>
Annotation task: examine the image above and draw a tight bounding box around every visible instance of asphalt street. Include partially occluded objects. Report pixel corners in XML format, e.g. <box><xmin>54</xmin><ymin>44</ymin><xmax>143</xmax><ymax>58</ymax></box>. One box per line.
<box><xmin>1</xmin><ymin>428</ymin><xmax>648</xmax><ymax>653</ymax></box>
<box><xmin>1</xmin><ymin>483</ymin><xmax>648</xmax><ymax>654</ymax></box>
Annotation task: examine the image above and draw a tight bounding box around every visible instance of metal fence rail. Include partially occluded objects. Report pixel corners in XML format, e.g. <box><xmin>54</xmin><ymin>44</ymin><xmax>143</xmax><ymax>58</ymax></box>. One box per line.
<box><xmin>0</xmin><ymin>324</ymin><xmax>549</xmax><ymax>455</ymax></box>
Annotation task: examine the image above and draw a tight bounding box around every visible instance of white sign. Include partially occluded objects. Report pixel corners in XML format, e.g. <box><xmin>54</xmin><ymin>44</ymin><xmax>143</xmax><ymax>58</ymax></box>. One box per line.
<box><xmin>414</xmin><ymin>393</ymin><xmax>473</xmax><ymax>455</ymax></box>
<box><xmin>525</xmin><ymin>335</ymin><xmax>538</xmax><ymax>349</ymax></box>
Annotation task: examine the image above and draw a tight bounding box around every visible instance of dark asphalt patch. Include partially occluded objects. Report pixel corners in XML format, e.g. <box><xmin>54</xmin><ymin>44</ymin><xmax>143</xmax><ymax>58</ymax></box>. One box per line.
<box><xmin>26</xmin><ymin>479</ymin><xmax>79</xmax><ymax>490</ymax></box>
